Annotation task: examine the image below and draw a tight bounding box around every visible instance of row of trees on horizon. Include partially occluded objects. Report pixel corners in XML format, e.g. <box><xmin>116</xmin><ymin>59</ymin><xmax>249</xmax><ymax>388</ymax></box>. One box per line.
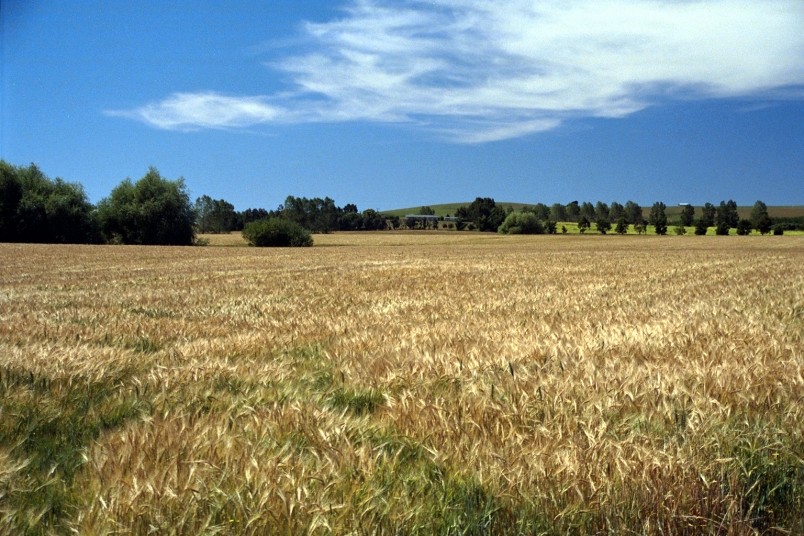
<box><xmin>0</xmin><ymin>160</ymin><xmax>800</xmax><ymax>246</ymax></box>
<box><xmin>457</xmin><ymin>197</ymin><xmax>785</xmax><ymax>236</ymax></box>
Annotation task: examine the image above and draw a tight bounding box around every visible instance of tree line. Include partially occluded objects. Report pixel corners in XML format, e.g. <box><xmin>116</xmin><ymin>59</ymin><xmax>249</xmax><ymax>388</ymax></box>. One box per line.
<box><xmin>456</xmin><ymin>197</ymin><xmax>787</xmax><ymax>236</ymax></box>
<box><xmin>0</xmin><ymin>161</ymin><xmax>393</xmax><ymax>245</ymax></box>
<box><xmin>0</xmin><ymin>160</ymin><xmax>795</xmax><ymax>246</ymax></box>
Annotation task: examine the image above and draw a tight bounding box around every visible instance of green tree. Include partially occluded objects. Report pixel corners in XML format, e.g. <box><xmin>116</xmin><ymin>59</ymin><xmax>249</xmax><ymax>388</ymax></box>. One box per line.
<box><xmin>615</xmin><ymin>216</ymin><xmax>628</xmax><ymax>235</ymax></box>
<box><xmin>579</xmin><ymin>202</ymin><xmax>596</xmax><ymax>222</ymax></box>
<box><xmin>97</xmin><ymin>167</ymin><xmax>195</xmax><ymax>245</ymax></box>
<box><xmin>195</xmin><ymin>195</ymin><xmax>237</xmax><ymax>234</ymax></box>
<box><xmin>609</xmin><ymin>202</ymin><xmax>625</xmax><ymax>223</ymax></box>
<box><xmin>624</xmin><ymin>200</ymin><xmax>643</xmax><ymax>225</ymax></box>
<box><xmin>455</xmin><ymin>198</ymin><xmax>506</xmax><ymax>232</ymax></box>
<box><xmin>498</xmin><ymin>212</ymin><xmax>544</xmax><ymax>234</ymax></box>
<box><xmin>0</xmin><ymin>161</ymin><xmax>24</xmax><ymax>242</ymax></box>
<box><xmin>756</xmin><ymin>215</ymin><xmax>773</xmax><ymax>235</ymax></box>
<box><xmin>736</xmin><ymin>219</ymin><xmax>753</xmax><ymax>235</ymax></box>
<box><xmin>578</xmin><ymin>216</ymin><xmax>590</xmax><ymax>234</ymax></box>
<box><xmin>596</xmin><ymin>217</ymin><xmax>611</xmax><ymax>235</ymax></box>
<box><xmin>680</xmin><ymin>204</ymin><xmax>695</xmax><ymax>226</ymax></box>
<box><xmin>750</xmin><ymin>200</ymin><xmax>773</xmax><ymax>235</ymax></box>
<box><xmin>565</xmin><ymin>201</ymin><xmax>580</xmax><ymax>221</ymax></box>
<box><xmin>701</xmin><ymin>202</ymin><xmax>716</xmax><ymax>227</ymax></box>
<box><xmin>282</xmin><ymin>195</ymin><xmax>339</xmax><ymax>233</ymax></box>
<box><xmin>361</xmin><ymin>209</ymin><xmax>387</xmax><ymax>231</ymax></box>
<box><xmin>419</xmin><ymin>206</ymin><xmax>435</xmax><ymax>216</ymax></box>
<box><xmin>0</xmin><ymin>161</ymin><xmax>96</xmax><ymax>243</ymax></box>
<box><xmin>694</xmin><ymin>219</ymin><xmax>708</xmax><ymax>235</ymax></box>
<box><xmin>240</xmin><ymin>208</ymin><xmax>271</xmax><ymax>226</ymax></box>
<box><xmin>594</xmin><ymin>201</ymin><xmax>609</xmax><ymax>222</ymax></box>
<box><xmin>530</xmin><ymin>203</ymin><xmax>550</xmax><ymax>221</ymax></box>
<box><xmin>716</xmin><ymin>200</ymin><xmax>739</xmax><ymax>229</ymax></box>
<box><xmin>550</xmin><ymin>203</ymin><xmax>567</xmax><ymax>222</ymax></box>
<box><xmin>649</xmin><ymin>202</ymin><xmax>668</xmax><ymax>235</ymax></box>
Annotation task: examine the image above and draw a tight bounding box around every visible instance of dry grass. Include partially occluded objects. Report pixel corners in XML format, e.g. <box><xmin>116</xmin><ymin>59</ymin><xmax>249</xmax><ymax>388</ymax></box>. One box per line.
<box><xmin>0</xmin><ymin>235</ymin><xmax>801</xmax><ymax>534</ymax></box>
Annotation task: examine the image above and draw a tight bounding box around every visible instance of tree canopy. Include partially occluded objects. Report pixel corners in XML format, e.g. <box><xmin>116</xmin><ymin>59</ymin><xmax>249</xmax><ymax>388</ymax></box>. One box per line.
<box><xmin>97</xmin><ymin>168</ymin><xmax>195</xmax><ymax>245</ymax></box>
<box><xmin>455</xmin><ymin>197</ymin><xmax>507</xmax><ymax>232</ymax></box>
<box><xmin>0</xmin><ymin>161</ymin><xmax>96</xmax><ymax>243</ymax></box>
<box><xmin>649</xmin><ymin>202</ymin><xmax>668</xmax><ymax>235</ymax></box>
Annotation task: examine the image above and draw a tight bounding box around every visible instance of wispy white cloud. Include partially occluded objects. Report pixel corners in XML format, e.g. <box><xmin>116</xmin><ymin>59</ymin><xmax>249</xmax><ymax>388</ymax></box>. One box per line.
<box><xmin>106</xmin><ymin>92</ymin><xmax>284</xmax><ymax>131</ymax></box>
<box><xmin>110</xmin><ymin>0</ymin><xmax>804</xmax><ymax>142</ymax></box>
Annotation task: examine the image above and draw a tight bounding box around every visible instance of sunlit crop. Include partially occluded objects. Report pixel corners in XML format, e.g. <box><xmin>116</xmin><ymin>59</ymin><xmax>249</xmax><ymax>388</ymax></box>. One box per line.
<box><xmin>1</xmin><ymin>234</ymin><xmax>801</xmax><ymax>534</ymax></box>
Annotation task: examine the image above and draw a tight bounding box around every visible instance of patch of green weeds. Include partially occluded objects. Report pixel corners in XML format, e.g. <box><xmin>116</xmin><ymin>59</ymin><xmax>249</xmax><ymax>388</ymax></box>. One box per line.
<box><xmin>724</xmin><ymin>419</ymin><xmax>803</xmax><ymax>532</ymax></box>
<box><xmin>328</xmin><ymin>387</ymin><xmax>385</xmax><ymax>416</ymax></box>
<box><xmin>0</xmin><ymin>366</ymin><xmax>150</xmax><ymax>535</ymax></box>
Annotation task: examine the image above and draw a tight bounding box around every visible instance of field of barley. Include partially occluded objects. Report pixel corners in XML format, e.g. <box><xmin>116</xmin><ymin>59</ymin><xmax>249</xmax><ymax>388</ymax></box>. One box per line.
<box><xmin>0</xmin><ymin>234</ymin><xmax>801</xmax><ymax>534</ymax></box>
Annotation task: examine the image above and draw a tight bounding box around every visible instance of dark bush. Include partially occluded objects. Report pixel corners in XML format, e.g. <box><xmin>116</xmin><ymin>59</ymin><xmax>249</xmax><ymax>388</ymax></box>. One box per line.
<box><xmin>242</xmin><ymin>218</ymin><xmax>313</xmax><ymax>247</ymax></box>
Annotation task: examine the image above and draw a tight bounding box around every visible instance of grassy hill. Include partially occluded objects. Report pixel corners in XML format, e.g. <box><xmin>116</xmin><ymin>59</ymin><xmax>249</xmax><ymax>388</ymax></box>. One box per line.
<box><xmin>382</xmin><ymin>202</ymin><xmax>535</xmax><ymax>217</ymax></box>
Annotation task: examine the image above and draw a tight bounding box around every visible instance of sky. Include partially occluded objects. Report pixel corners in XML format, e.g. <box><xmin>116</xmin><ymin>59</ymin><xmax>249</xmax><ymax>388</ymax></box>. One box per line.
<box><xmin>2</xmin><ymin>0</ymin><xmax>803</xmax><ymax>212</ymax></box>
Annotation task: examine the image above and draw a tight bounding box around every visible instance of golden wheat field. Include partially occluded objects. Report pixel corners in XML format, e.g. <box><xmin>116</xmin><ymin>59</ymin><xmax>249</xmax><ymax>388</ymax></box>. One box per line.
<box><xmin>0</xmin><ymin>234</ymin><xmax>802</xmax><ymax>535</ymax></box>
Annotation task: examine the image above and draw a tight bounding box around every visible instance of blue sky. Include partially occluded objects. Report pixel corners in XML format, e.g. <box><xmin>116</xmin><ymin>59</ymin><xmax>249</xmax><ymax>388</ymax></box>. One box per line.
<box><xmin>2</xmin><ymin>0</ymin><xmax>802</xmax><ymax>212</ymax></box>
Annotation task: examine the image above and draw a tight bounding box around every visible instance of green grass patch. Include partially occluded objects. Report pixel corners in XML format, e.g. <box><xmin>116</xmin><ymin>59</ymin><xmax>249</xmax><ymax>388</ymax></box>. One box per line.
<box><xmin>0</xmin><ymin>366</ymin><xmax>150</xmax><ymax>534</ymax></box>
<box><xmin>328</xmin><ymin>387</ymin><xmax>385</xmax><ymax>416</ymax></box>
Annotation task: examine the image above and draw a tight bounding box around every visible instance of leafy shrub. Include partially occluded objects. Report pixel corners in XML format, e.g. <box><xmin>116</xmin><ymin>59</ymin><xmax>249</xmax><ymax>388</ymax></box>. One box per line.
<box><xmin>694</xmin><ymin>219</ymin><xmax>708</xmax><ymax>235</ymax></box>
<box><xmin>242</xmin><ymin>217</ymin><xmax>313</xmax><ymax>247</ymax></box>
<box><xmin>673</xmin><ymin>225</ymin><xmax>686</xmax><ymax>235</ymax></box>
<box><xmin>715</xmin><ymin>221</ymin><xmax>730</xmax><ymax>235</ymax></box>
<box><xmin>498</xmin><ymin>212</ymin><xmax>544</xmax><ymax>234</ymax></box>
<box><xmin>773</xmin><ymin>225</ymin><xmax>784</xmax><ymax>236</ymax></box>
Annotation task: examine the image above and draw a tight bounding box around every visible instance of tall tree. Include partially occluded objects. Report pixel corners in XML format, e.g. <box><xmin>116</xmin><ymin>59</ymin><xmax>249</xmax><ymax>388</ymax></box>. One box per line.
<box><xmin>565</xmin><ymin>201</ymin><xmax>580</xmax><ymax>222</ymax></box>
<box><xmin>615</xmin><ymin>216</ymin><xmax>629</xmax><ymax>235</ymax></box>
<box><xmin>530</xmin><ymin>203</ymin><xmax>550</xmax><ymax>221</ymax></box>
<box><xmin>455</xmin><ymin>197</ymin><xmax>506</xmax><ymax>232</ymax></box>
<box><xmin>594</xmin><ymin>201</ymin><xmax>609</xmax><ymax>221</ymax></box>
<box><xmin>701</xmin><ymin>202</ymin><xmax>716</xmax><ymax>227</ymax></box>
<box><xmin>0</xmin><ymin>161</ymin><xmax>24</xmax><ymax>242</ymax></box>
<box><xmin>624</xmin><ymin>200</ymin><xmax>643</xmax><ymax>225</ymax></box>
<box><xmin>716</xmin><ymin>200</ymin><xmax>739</xmax><ymax>229</ymax></box>
<box><xmin>609</xmin><ymin>202</ymin><xmax>625</xmax><ymax>223</ymax></box>
<box><xmin>282</xmin><ymin>195</ymin><xmax>340</xmax><ymax>233</ymax></box>
<box><xmin>195</xmin><ymin>195</ymin><xmax>237</xmax><ymax>234</ymax></box>
<box><xmin>97</xmin><ymin>167</ymin><xmax>195</xmax><ymax>245</ymax></box>
<box><xmin>0</xmin><ymin>161</ymin><xmax>95</xmax><ymax>243</ymax></box>
<box><xmin>680</xmin><ymin>204</ymin><xmax>695</xmax><ymax>226</ymax></box>
<box><xmin>750</xmin><ymin>200</ymin><xmax>772</xmax><ymax>234</ymax></box>
<box><xmin>649</xmin><ymin>202</ymin><xmax>668</xmax><ymax>235</ymax></box>
<box><xmin>550</xmin><ymin>203</ymin><xmax>567</xmax><ymax>222</ymax></box>
<box><xmin>580</xmin><ymin>202</ymin><xmax>596</xmax><ymax>222</ymax></box>
<box><xmin>596</xmin><ymin>217</ymin><xmax>611</xmax><ymax>235</ymax></box>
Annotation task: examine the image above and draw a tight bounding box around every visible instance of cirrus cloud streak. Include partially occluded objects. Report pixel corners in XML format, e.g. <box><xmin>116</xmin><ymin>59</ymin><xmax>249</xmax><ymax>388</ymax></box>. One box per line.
<box><xmin>108</xmin><ymin>0</ymin><xmax>804</xmax><ymax>142</ymax></box>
